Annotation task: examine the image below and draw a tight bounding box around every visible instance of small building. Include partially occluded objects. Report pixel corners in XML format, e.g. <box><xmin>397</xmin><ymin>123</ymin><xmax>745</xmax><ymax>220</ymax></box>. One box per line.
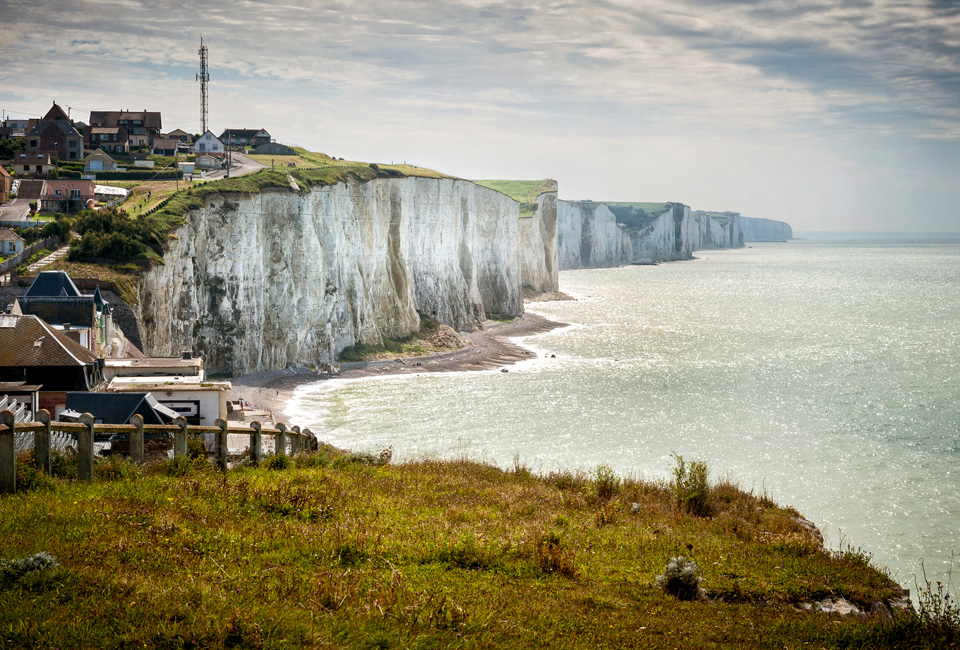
<box><xmin>256</xmin><ymin>142</ymin><xmax>296</xmax><ymax>156</ymax></box>
<box><xmin>106</xmin><ymin>375</ymin><xmax>230</xmax><ymax>426</ymax></box>
<box><xmin>39</xmin><ymin>180</ymin><xmax>95</xmax><ymax>212</ymax></box>
<box><xmin>86</xmin><ymin>125</ymin><xmax>129</xmax><ymax>153</ymax></box>
<box><xmin>178</xmin><ymin>161</ymin><xmax>195</xmax><ymax>175</ymax></box>
<box><xmin>60</xmin><ymin>392</ymin><xmax>180</xmax><ymax>425</ymax></box>
<box><xmin>151</xmin><ymin>138</ymin><xmax>178</xmax><ymax>156</ymax></box>
<box><xmin>103</xmin><ymin>356</ymin><xmax>204</xmax><ymax>382</ymax></box>
<box><xmin>3</xmin><ymin>118</ymin><xmax>29</xmax><ymax>137</ymax></box>
<box><xmin>0</xmin><ymin>166</ymin><xmax>11</xmax><ymax>203</ymax></box>
<box><xmin>165</xmin><ymin>129</ymin><xmax>193</xmax><ymax>144</ymax></box>
<box><xmin>15</xmin><ymin>273</ymin><xmax>115</xmax><ymax>357</ymax></box>
<box><xmin>192</xmin><ymin>130</ymin><xmax>224</xmax><ymax>155</ymax></box>
<box><xmin>219</xmin><ymin>128</ymin><xmax>271</xmax><ymax>148</ymax></box>
<box><xmin>194</xmin><ymin>154</ymin><xmax>223</xmax><ymax>170</ymax></box>
<box><xmin>0</xmin><ymin>228</ymin><xmax>24</xmax><ymax>256</ymax></box>
<box><xmin>0</xmin><ymin>313</ymin><xmax>105</xmax><ymax>414</ymax></box>
<box><xmin>83</xmin><ymin>149</ymin><xmax>118</xmax><ymax>173</ymax></box>
<box><xmin>13</xmin><ymin>151</ymin><xmax>56</xmax><ymax>177</ymax></box>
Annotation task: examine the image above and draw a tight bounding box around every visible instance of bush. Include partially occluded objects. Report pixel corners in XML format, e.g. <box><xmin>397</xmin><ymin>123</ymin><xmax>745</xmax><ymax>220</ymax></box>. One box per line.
<box><xmin>69</xmin><ymin>206</ymin><xmax>170</xmax><ymax>262</ymax></box>
<box><xmin>264</xmin><ymin>453</ymin><xmax>291</xmax><ymax>471</ymax></box>
<box><xmin>593</xmin><ymin>464</ymin><xmax>620</xmax><ymax>501</ymax></box>
<box><xmin>916</xmin><ymin>561</ymin><xmax>960</xmax><ymax>646</ymax></box>
<box><xmin>672</xmin><ymin>452</ymin><xmax>710</xmax><ymax>516</ymax></box>
<box><xmin>656</xmin><ymin>556</ymin><xmax>705</xmax><ymax>600</ymax></box>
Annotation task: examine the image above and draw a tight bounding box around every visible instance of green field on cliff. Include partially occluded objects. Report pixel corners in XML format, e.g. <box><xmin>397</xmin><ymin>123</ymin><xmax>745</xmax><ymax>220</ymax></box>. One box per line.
<box><xmin>2</xmin><ymin>450</ymin><xmax>950</xmax><ymax>650</ymax></box>
<box><xmin>604</xmin><ymin>201</ymin><xmax>671</xmax><ymax>214</ymax></box>
<box><xmin>473</xmin><ymin>180</ymin><xmax>558</xmax><ymax>218</ymax></box>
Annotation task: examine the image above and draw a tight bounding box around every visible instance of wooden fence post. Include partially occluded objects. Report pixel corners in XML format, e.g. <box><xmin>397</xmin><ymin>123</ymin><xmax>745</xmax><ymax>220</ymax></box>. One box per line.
<box><xmin>290</xmin><ymin>425</ymin><xmax>301</xmax><ymax>455</ymax></box>
<box><xmin>174</xmin><ymin>416</ymin><xmax>188</xmax><ymax>458</ymax></box>
<box><xmin>215</xmin><ymin>418</ymin><xmax>228</xmax><ymax>471</ymax></box>
<box><xmin>275</xmin><ymin>423</ymin><xmax>287</xmax><ymax>456</ymax></box>
<box><xmin>35</xmin><ymin>409</ymin><xmax>52</xmax><ymax>474</ymax></box>
<box><xmin>0</xmin><ymin>410</ymin><xmax>15</xmax><ymax>495</ymax></box>
<box><xmin>78</xmin><ymin>413</ymin><xmax>95</xmax><ymax>482</ymax></box>
<box><xmin>250</xmin><ymin>421</ymin><xmax>262</xmax><ymax>467</ymax></box>
<box><xmin>129</xmin><ymin>414</ymin><xmax>144</xmax><ymax>463</ymax></box>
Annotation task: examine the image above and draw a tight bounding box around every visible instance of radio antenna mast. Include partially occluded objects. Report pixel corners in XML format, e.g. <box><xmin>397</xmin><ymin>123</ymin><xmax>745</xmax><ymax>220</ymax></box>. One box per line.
<box><xmin>196</xmin><ymin>37</ymin><xmax>210</xmax><ymax>134</ymax></box>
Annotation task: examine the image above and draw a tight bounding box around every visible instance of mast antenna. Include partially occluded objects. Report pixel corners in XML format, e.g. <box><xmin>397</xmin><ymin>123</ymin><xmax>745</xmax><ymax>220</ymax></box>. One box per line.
<box><xmin>196</xmin><ymin>37</ymin><xmax>210</xmax><ymax>134</ymax></box>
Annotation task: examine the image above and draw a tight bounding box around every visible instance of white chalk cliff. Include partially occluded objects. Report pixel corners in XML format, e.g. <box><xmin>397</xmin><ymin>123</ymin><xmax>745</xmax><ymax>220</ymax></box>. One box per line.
<box><xmin>558</xmin><ymin>202</ymin><xmax>743</xmax><ymax>270</ymax></box>
<box><xmin>137</xmin><ymin>177</ymin><xmax>523</xmax><ymax>373</ymax></box>
<box><xmin>740</xmin><ymin>217</ymin><xmax>793</xmax><ymax>241</ymax></box>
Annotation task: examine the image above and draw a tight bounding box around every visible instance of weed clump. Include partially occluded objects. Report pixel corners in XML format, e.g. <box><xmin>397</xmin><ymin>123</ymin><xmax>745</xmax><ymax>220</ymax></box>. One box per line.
<box><xmin>916</xmin><ymin>561</ymin><xmax>960</xmax><ymax>647</ymax></box>
<box><xmin>593</xmin><ymin>464</ymin><xmax>621</xmax><ymax>501</ymax></box>
<box><xmin>0</xmin><ymin>552</ymin><xmax>59</xmax><ymax>584</ymax></box>
<box><xmin>672</xmin><ymin>452</ymin><xmax>710</xmax><ymax>516</ymax></box>
<box><xmin>657</xmin><ymin>556</ymin><xmax>705</xmax><ymax>601</ymax></box>
<box><xmin>264</xmin><ymin>453</ymin><xmax>292</xmax><ymax>471</ymax></box>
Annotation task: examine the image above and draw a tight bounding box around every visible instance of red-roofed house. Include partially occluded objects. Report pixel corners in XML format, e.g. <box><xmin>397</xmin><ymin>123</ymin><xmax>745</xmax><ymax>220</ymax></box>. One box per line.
<box><xmin>25</xmin><ymin>103</ymin><xmax>84</xmax><ymax>161</ymax></box>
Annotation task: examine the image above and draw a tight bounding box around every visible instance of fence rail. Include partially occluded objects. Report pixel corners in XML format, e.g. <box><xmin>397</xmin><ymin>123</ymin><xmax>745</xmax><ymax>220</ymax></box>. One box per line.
<box><xmin>0</xmin><ymin>409</ymin><xmax>316</xmax><ymax>494</ymax></box>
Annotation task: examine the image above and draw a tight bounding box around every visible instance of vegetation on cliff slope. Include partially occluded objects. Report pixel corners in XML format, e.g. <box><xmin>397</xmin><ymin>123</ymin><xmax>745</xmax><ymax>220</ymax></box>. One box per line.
<box><xmin>1</xmin><ymin>450</ymin><xmax>946</xmax><ymax>649</ymax></box>
<box><xmin>473</xmin><ymin>180</ymin><xmax>558</xmax><ymax>218</ymax></box>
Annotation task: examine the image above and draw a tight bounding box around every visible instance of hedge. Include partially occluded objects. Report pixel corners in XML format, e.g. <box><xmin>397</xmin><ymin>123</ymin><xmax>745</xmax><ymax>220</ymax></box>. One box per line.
<box><xmin>58</xmin><ymin>169</ymin><xmax>184</xmax><ymax>180</ymax></box>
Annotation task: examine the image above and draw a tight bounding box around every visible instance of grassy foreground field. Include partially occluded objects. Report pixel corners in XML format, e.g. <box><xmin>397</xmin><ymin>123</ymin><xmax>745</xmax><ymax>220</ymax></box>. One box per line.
<box><xmin>2</xmin><ymin>450</ymin><xmax>950</xmax><ymax>650</ymax></box>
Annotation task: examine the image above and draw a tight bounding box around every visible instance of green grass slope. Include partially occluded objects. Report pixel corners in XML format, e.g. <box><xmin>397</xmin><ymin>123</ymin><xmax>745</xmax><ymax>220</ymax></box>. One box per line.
<box><xmin>473</xmin><ymin>180</ymin><xmax>558</xmax><ymax>218</ymax></box>
<box><xmin>0</xmin><ymin>452</ymin><xmax>943</xmax><ymax>650</ymax></box>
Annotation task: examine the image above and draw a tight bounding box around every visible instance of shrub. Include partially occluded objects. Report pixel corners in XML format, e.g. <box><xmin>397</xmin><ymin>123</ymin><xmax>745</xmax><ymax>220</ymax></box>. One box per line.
<box><xmin>656</xmin><ymin>556</ymin><xmax>705</xmax><ymax>600</ymax></box>
<box><xmin>95</xmin><ymin>455</ymin><xmax>143</xmax><ymax>481</ymax></box>
<box><xmin>536</xmin><ymin>531</ymin><xmax>577</xmax><ymax>578</ymax></box>
<box><xmin>594</xmin><ymin>464</ymin><xmax>621</xmax><ymax>501</ymax></box>
<box><xmin>264</xmin><ymin>453</ymin><xmax>291</xmax><ymax>471</ymax></box>
<box><xmin>916</xmin><ymin>561</ymin><xmax>960</xmax><ymax>646</ymax></box>
<box><xmin>672</xmin><ymin>452</ymin><xmax>710</xmax><ymax>516</ymax></box>
<box><xmin>69</xmin><ymin>206</ymin><xmax>172</xmax><ymax>262</ymax></box>
<box><xmin>50</xmin><ymin>447</ymin><xmax>78</xmax><ymax>479</ymax></box>
<box><xmin>0</xmin><ymin>552</ymin><xmax>59</xmax><ymax>585</ymax></box>
<box><xmin>14</xmin><ymin>452</ymin><xmax>54</xmax><ymax>492</ymax></box>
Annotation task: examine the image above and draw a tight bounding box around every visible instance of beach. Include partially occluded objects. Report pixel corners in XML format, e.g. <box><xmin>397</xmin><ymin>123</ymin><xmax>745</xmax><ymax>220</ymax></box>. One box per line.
<box><xmin>226</xmin><ymin>312</ymin><xmax>566</xmax><ymax>424</ymax></box>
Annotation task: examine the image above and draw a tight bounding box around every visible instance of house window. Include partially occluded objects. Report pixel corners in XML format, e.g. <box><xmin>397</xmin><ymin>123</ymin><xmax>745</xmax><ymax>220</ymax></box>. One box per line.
<box><xmin>199</xmin><ymin>143</ymin><xmax>206</xmax><ymax>151</ymax></box>
<box><xmin>100</xmin><ymin>134</ymin><xmax>107</xmax><ymax>140</ymax></box>
<box><xmin>55</xmin><ymin>189</ymin><xmax>62</xmax><ymax>196</ymax></box>
<box><xmin>70</xmin><ymin>189</ymin><xmax>80</xmax><ymax>198</ymax></box>
<box><xmin>8</xmin><ymin>243</ymin><xmax>13</xmax><ymax>252</ymax></box>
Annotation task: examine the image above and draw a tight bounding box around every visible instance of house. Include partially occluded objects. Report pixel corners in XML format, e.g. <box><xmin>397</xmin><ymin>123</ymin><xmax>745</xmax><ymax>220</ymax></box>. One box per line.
<box><xmin>192</xmin><ymin>130</ymin><xmax>224</xmax><ymax>155</ymax></box>
<box><xmin>0</xmin><ymin>166</ymin><xmax>11</xmax><ymax>203</ymax></box>
<box><xmin>256</xmin><ymin>142</ymin><xmax>296</xmax><ymax>156</ymax></box>
<box><xmin>0</xmin><ymin>229</ymin><xmax>24</xmax><ymax>256</ymax></box>
<box><xmin>106</xmin><ymin>375</ymin><xmax>230</xmax><ymax>426</ymax></box>
<box><xmin>3</xmin><ymin>118</ymin><xmax>29</xmax><ymax>137</ymax></box>
<box><xmin>14</xmin><ymin>272</ymin><xmax>115</xmax><ymax>356</ymax></box>
<box><xmin>39</xmin><ymin>179</ymin><xmax>95</xmax><ymax>212</ymax></box>
<box><xmin>13</xmin><ymin>151</ymin><xmax>56</xmax><ymax>177</ymax></box>
<box><xmin>0</xmin><ymin>313</ymin><xmax>105</xmax><ymax>414</ymax></box>
<box><xmin>151</xmin><ymin>138</ymin><xmax>178</xmax><ymax>156</ymax></box>
<box><xmin>178</xmin><ymin>161</ymin><xmax>196</xmax><ymax>176</ymax></box>
<box><xmin>86</xmin><ymin>125</ymin><xmax>129</xmax><ymax>153</ymax></box>
<box><xmin>165</xmin><ymin>129</ymin><xmax>193</xmax><ymax>144</ymax></box>
<box><xmin>83</xmin><ymin>149</ymin><xmax>118</xmax><ymax>173</ymax></box>
<box><xmin>24</xmin><ymin>103</ymin><xmax>84</xmax><ymax>161</ymax></box>
<box><xmin>103</xmin><ymin>355</ymin><xmax>204</xmax><ymax>382</ymax></box>
<box><xmin>219</xmin><ymin>128</ymin><xmax>271</xmax><ymax>148</ymax></box>
<box><xmin>193</xmin><ymin>154</ymin><xmax>223</xmax><ymax>170</ymax></box>
<box><xmin>88</xmin><ymin>109</ymin><xmax>162</xmax><ymax>147</ymax></box>
<box><xmin>60</xmin><ymin>392</ymin><xmax>180</xmax><ymax>425</ymax></box>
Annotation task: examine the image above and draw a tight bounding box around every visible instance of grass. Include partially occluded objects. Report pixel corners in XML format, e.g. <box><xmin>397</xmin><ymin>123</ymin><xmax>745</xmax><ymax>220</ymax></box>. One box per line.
<box><xmin>0</xmin><ymin>454</ymin><xmax>939</xmax><ymax>649</ymax></box>
<box><xmin>338</xmin><ymin>314</ymin><xmax>466</xmax><ymax>362</ymax></box>
<box><xmin>473</xmin><ymin>180</ymin><xmax>558</xmax><ymax>218</ymax></box>
<box><xmin>42</xmin><ymin>259</ymin><xmax>142</xmax><ymax>306</ymax></box>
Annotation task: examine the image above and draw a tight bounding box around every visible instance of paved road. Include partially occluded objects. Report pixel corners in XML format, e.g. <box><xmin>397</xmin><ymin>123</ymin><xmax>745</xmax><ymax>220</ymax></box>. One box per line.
<box><xmin>200</xmin><ymin>152</ymin><xmax>266</xmax><ymax>180</ymax></box>
<box><xmin>0</xmin><ymin>198</ymin><xmax>30</xmax><ymax>223</ymax></box>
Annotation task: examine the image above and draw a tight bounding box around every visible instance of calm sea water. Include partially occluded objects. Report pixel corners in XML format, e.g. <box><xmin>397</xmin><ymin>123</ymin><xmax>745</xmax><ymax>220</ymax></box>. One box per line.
<box><xmin>288</xmin><ymin>234</ymin><xmax>960</xmax><ymax>589</ymax></box>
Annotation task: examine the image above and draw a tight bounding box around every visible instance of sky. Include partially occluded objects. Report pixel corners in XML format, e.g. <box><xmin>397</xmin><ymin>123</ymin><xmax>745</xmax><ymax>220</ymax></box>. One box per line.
<box><xmin>1</xmin><ymin>0</ymin><xmax>959</xmax><ymax>232</ymax></box>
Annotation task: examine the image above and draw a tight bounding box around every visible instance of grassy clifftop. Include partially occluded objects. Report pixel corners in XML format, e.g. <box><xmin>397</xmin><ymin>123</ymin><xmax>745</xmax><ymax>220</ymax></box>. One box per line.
<box><xmin>473</xmin><ymin>180</ymin><xmax>558</xmax><ymax>218</ymax></box>
<box><xmin>1</xmin><ymin>452</ymin><xmax>940</xmax><ymax>649</ymax></box>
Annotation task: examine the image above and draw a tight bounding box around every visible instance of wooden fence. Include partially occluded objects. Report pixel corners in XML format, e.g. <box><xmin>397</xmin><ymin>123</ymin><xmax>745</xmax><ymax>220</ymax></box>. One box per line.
<box><xmin>0</xmin><ymin>409</ymin><xmax>316</xmax><ymax>494</ymax></box>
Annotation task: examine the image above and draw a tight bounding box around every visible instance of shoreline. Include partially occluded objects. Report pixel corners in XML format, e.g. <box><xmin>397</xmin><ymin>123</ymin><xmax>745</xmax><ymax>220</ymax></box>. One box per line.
<box><xmin>226</xmin><ymin>311</ymin><xmax>567</xmax><ymax>423</ymax></box>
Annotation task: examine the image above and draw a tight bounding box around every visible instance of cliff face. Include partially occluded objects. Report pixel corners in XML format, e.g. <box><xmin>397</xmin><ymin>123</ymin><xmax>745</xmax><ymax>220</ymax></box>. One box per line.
<box><xmin>740</xmin><ymin>217</ymin><xmax>793</xmax><ymax>241</ymax></box>
<box><xmin>136</xmin><ymin>177</ymin><xmax>523</xmax><ymax>373</ymax></box>
<box><xmin>517</xmin><ymin>188</ymin><xmax>559</xmax><ymax>293</ymax></box>
<box><xmin>557</xmin><ymin>202</ymin><xmax>742</xmax><ymax>270</ymax></box>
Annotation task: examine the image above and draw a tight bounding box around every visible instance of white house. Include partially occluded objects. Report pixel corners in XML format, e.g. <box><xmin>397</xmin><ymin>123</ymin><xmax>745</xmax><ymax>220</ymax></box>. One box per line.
<box><xmin>0</xmin><ymin>228</ymin><xmax>25</xmax><ymax>256</ymax></box>
<box><xmin>192</xmin><ymin>130</ymin><xmax>224</xmax><ymax>155</ymax></box>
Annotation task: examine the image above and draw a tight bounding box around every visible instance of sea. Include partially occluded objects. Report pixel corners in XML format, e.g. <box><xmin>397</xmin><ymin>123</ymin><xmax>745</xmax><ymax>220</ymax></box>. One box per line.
<box><xmin>287</xmin><ymin>233</ymin><xmax>960</xmax><ymax>591</ymax></box>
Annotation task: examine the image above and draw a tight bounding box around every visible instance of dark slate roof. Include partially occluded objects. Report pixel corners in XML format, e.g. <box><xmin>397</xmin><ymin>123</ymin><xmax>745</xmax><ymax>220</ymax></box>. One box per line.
<box><xmin>15</xmin><ymin>296</ymin><xmax>96</xmax><ymax>328</ymax></box>
<box><xmin>219</xmin><ymin>128</ymin><xmax>269</xmax><ymax>140</ymax></box>
<box><xmin>63</xmin><ymin>392</ymin><xmax>177</xmax><ymax>425</ymax></box>
<box><xmin>25</xmin><ymin>271</ymin><xmax>83</xmax><ymax>297</ymax></box>
<box><xmin>88</xmin><ymin>110</ymin><xmax>162</xmax><ymax>130</ymax></box>
<box><xmin>0</xmin><ymin>314</ymin><xmax>98</xmax><ymax>367</ymax></box>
